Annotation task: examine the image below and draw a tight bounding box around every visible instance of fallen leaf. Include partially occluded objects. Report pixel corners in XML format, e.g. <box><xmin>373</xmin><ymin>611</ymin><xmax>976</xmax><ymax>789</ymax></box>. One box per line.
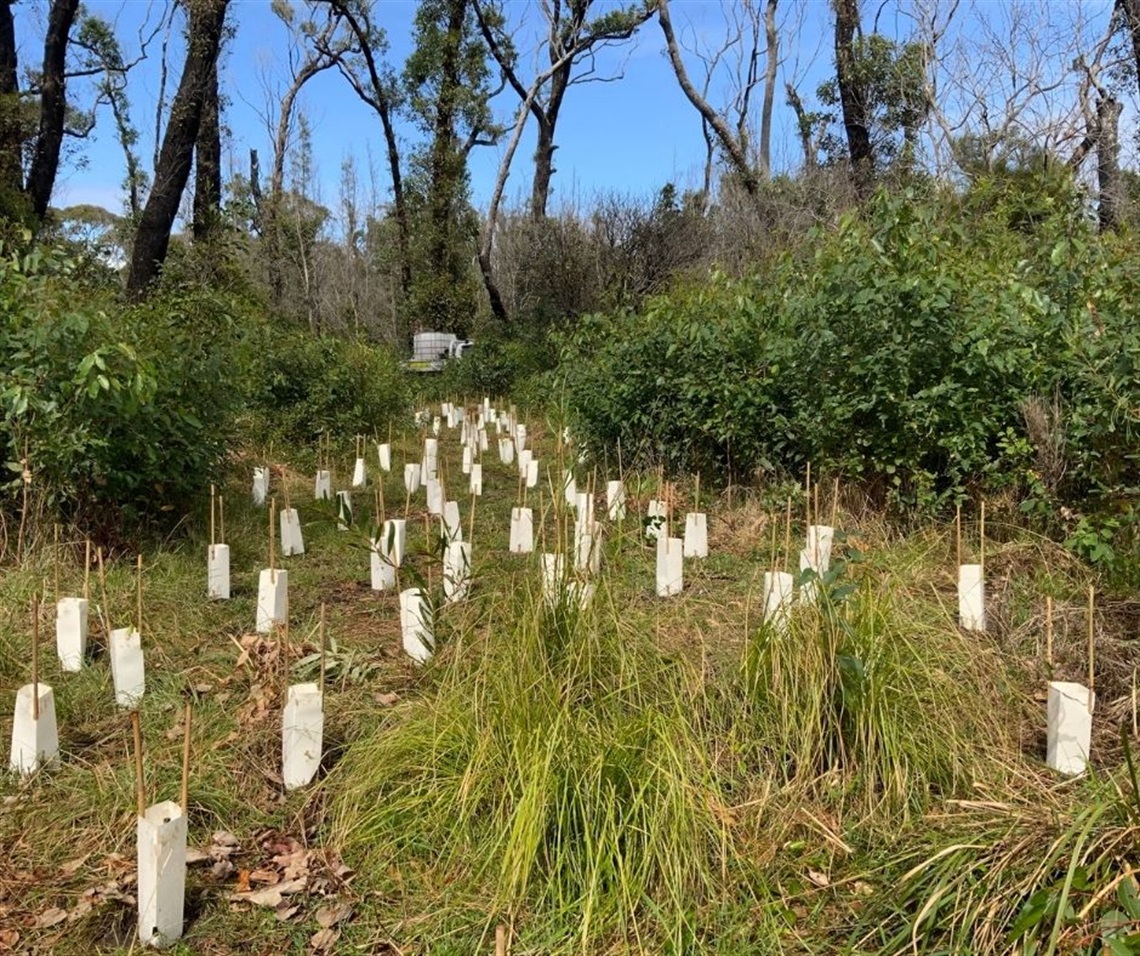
<box><xmin>374</xmin><ymin>691</ymin><xmax>399</xmax><ymax>706</ymax></box>
<box><xmin>315</xmin><ymin>903</ymin><xmax>352</xmax><ymax>928</ymax></box>
<box><xmin>213</xmin><ymin>831</ymin><xmax>239</xmax><ymax>848</ymax></box>
<box><xmin>310</xmin><ymin>927</ymin><xmax>340</xmax><ymax>952</ymax></box>
<box><xmin>0</xmin><ymin>929</ymin><xmax>19</xmax><ymax>949</ymax></box>
<box><xmin>211</xmin><ymin>860</ymin><xmax>235</xmax><ymax>880</ymax></box>
<box><xmin>186</xmin><ymin>848</ymin><xmax>211</xmax><ymax>865</ymax></box>
<box><xmin>249</xmin><ymin>868</ymin><xmax>280</xmax><ymax>885</ymax></box>
<box><xmin>806</xmin><ymin>869</ymin><xmax>830</xmax><ymax>889</ymax></box>
<box><xmin>275</xmin><ymin>903</ymin><xmax>301</xmax><ymax>922</ymax></box>
<box><xmin>59</xmin><ymin>855</ymin><xmax>90</xmax><ymax>876</ymax></box>
<box><xmin>34</xmin><ymin>908</ymin><xmax>68</xmax><ymax>929</ymax></box>
<box><xmin>235</xmin><ymin>870</ymin><xmax>251</xmax><ymax>894</ymax></box>
<box><xmin>229</xmin><ymin>877</ymin><xmax>308</xmax><ymax>909</ymax></box>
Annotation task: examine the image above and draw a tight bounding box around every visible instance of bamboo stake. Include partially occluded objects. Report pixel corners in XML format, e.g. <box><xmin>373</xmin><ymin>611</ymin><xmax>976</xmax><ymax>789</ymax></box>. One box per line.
<box><xmin>377</xmin><ymin>468</ymin><xmax>386</xmax><ymax>522</ymax></box>
<box><xmin>768</xmin><ymin>511</ymin><xmax>778</xmax><ymax>574</ymax></box>
<box><xmin>1133</xmin><ymin>668</ymin><xmax>1138</xmax><ymax>738</ymax></box>
<box><xmin>468</xmin><ymin>492</ymin><xmax>476</xmax><ymax>548</ymax></box>
<box><xmin>319</xmin><ymin>602</ymin><xmax>327</xmax><ymax>692</ymax></box>
<box><xmin>31</xmin><ymin>593</ymin><xmax>40</xmax><ymax>720</ymax></box>
<box><xmin>136</xmin><ymin>554</ymin><xmax>143</xmax><ymax>635</ymax></box>
<box><xmin>180</xmin><ymin>702</ymin><xmax>192</xmax><ymax>811</ymax></box>
<box><xmin>1088</xmin><ymin>584</ymin><xmax>1095</xmax><ymax>711</ymax></box>
<box><xmin>830</xmin><ymin>477</ymin><xmax>840</xmax><ymax>528</ymax></box>
<box><xmin>219</xmin><ymin>494</ymin><xmax>226</xmax><ymax>545</ymax></box>
<box><xmin>210</xmin><ymin>484</ymin><xmax>216</xmax><ymax>547</ymax></box>
<box><xmin>131</xmin><ymin>710</ymin><xmax>145</xmax><ymax>817</ymax></box>
<box><xmin>269</xmin><ymin>497</ymin><xmax>276</xmax><ymax>573</ymax></box>
<box><xmin>783</xmin><ymin>498</ymin><xmax>793</xmax><ymax>574</ymax></box>
<box><xmin>53</xmin><ymin>524</ymin><xmax>60</xmax><ymax>603</ymax></box>
<box><xmin>83</xmin><ymin>540</ymin><xmax>91</xmax><ymax>603</ymax></box>
<box><xmin>813</xmin><ymin>482</ymin><xmax>821</xmax><ymax>565</ymax></box>
<box><xmin>979</xmin><ymin>499</ymin><xmax>986</xmax><ymax>571</ymax></box>
<box><xmin>1045</xmin><ymin>595</ymin><xmax>1053</xmax><ymax>666</ymax></box>
<box><xmin>694</xmin><ymin>472</ymin><xmax>700</xmax><ymax>514</ymax></box>
<box><xmin>804</xmin><ymin>462</ymin><xmax>812</xmax><ymax>530</ymax></box>
<box><xmin>97</xmin><ymin>547</ymin><xmax>111</xmax><ymax>631</ymax></box>
<box><xmin>955</xmin><ymin>503</ymin><xmax>962</xmax><ymax>568</ymax></box>
<box><xmin>495</xmin><ymin>924</ymin><xmax>507</xmax><ymax>956</ymax></box>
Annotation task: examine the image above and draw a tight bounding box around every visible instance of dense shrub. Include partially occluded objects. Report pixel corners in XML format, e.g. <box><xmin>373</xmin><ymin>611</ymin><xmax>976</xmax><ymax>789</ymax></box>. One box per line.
<box><xmin>434</xmin><ymin>329</ymin><xmax>556</xmax><ymax>405</ymax></box>
<box><xmin>246</xmin><ymin>330</ymin><xmax>410</xmax><ymax>448</ymax></box>
<box><xmin>0</xmin><ymin>240</ymin><xmax>248</xmax><ymax>535</ymax></box>
<box><xmin>559</xmin><ymin>188</ymin><xmax>1140</xmax><ymax>530</ymax></box>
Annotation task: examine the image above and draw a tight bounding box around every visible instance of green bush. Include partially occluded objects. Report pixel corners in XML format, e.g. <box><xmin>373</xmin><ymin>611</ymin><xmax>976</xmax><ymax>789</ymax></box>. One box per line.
<box><xmin>246</xmin><ymin>330</ymin><xmax>410</xmax><ymax>448</ymax></box>
<box><xmin>435</xmin><ymin>331</ymin><xmax>556</xmax><ymax>405</ymax></box>
<box><xmin>0</xmin><ymin>240</ymin><xmax>248</xmax><ymax>535</ymax></box>
<box><xmin>559</xmin><ymin>188</ymin><xmax>1140</xmax><ymax>530</ymax></box>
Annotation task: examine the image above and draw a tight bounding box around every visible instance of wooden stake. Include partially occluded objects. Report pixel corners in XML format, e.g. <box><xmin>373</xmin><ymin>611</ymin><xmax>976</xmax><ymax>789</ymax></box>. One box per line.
<box><xmin>468</xmin><ymin>492</ymin><xmax>477</xmax><ymax>547</ymax></box>
<box><xmin>783</xmin><ymin>498</ymin><xmax>792</xmax><ymax>574</ymax></box>
<box><xmin>83</xmin><ymin>540</ymin><xmax>91</xmax><ymax>603</ymax></box>
<box><xmin>180</xmin><ymin>702</ymin><xmax>192</xmax><ymax>811</ymax></box>
<box><xmin>830</xmin><ymin>477</ymin><xmax>840</xmax><ymax>528</ymax></box>
<box><xmin>131</xmin><ymin>710</ymin><xmax>145</xmax><ymax>817</ymax></box>
<box><xmin>694</xmin><ymin>472</ymin><xmax>700</xmax><ymax>513</ymax></box>
<box><xmin>1133</xmin><ymin>668</ymin><xmax>1138</xmax><ymax>738</ymax></box>
<box><xmin>377</xmin><ymin>468</ymin><xmax>386</xmax><ymax>522</ymax></box>
<box><xmin>979</xmin><ymin>499</ymin><xmax>986</xmax><ymax>571</ymax></box>
<box><xmin>804</xmin><ymin>461</ymin><xmax>812</xmax><ymax>530</ymax></box>
<box><xmin>210</xmin><ymin>483</ymin><xmax>216</xmax><ymax>547</ymax></box>
<box><xmin>219</xmin><ymin>494</ymin><xmax>226</xmax><ymax>545</ymax></box>
<box><xmin>136</xmin><ymin>554</ymin><xmax>143</xmax><ymax>635</ymax></box>
<box><xmin>495</xmin><ymin>924</ymin><xmax>507</xmax><ymax>956</ymax></box>
<box><xmin>955</xmin><ymin>504</ymin><xmax>962</xmax><ymax>568</ymax></box>
<box><xmin>813</xmin><ymin>482</ymin><xmax>821</xmax><ymax>565</ymax></box>
<box><xmin>319</xmin><ymin>602</ymin><xmax>327</xmax><ymax>692</ymax></box>
<box><xmin>269</xmin><ymin>497</ymin><xmax>276</xmax><ymax>573</ymax></box>
<box><xmin>96</xmin><ymin>546</ymin><xmax>111</xmax><ymax>631</ymax></box>
<box><xmin>53</xmin><ymin>524</ymin><xmax>59</xmax><ymax>603</ymax></box>
<box><xmin>768</xmin><ymin>511</ymin><xmax>778</xmax><ymax>574</ymax></box>
<box><xmin>1088</xmin><ymin>584</ymin><xmax>1095</xmax><ymax>711</ymax></box>
<box><xmin>1045</xmin><ymin>595</ymin><xmax>1053</xmax><ymax>666</ymax></box>
<box><xmin>31</xmin><ymin>593</ymin><xmax>39</xmax><ymax>720</ymax></box>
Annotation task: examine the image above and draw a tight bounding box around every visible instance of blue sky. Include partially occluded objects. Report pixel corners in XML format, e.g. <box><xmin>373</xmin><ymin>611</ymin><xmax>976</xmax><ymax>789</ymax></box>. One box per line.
<box><xmin>12</xmin><ymin>0</ymin><xmax>1124</xmax><ymax>221</ymax></box>
<box><xmin>27</xmin><ymin>0</ymin><xmax>834</xmax><ymax>218</ymax></box>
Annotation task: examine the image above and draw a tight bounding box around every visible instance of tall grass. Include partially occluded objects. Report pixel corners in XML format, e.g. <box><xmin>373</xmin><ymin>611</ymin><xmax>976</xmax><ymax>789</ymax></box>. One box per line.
<box><xmin>328</xmin><ymin>579</ymin><xmax>730</xmax><ymax>951</ymax></box>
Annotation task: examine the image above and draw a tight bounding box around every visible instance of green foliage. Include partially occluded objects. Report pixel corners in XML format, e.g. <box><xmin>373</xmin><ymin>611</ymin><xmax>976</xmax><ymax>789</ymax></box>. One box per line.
<box><xmin>247</xmin><ymin>330</ymin><xmax>410</xmax><ymax>447</ymax></box>
<box><xmin>435</xmin><ymin>330</ymin><xmax>555</xmax><ymax>402</ymax></box>
<box><xmin>0</xmin><ymin>239</ymin><xmax>247</xmax><ymax>532</ymax></box>
<box><xmin>559</xmin><ymin>185</ymin><xmax>1140</xmax><ymax>559</ymax></box>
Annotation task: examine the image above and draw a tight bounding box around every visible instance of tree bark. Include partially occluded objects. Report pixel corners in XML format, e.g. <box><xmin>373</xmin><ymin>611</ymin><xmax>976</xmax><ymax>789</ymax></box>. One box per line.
<box><xmin>26</xmin><ymin>0</ymin><xmax>79</xmax><ymax>224</ymax></box>
<box><xmin>530</xmin><ymin>65</ymin><xmax>569</xmax><ymax>219</ymax></box>
<box><xmin>127</xmin><ymin>0</ymin><xmax>228</xmax><ymax>296</ymax></box>
<box><xmin>1096</xmin><ymin>95</ymin><xmax>1123</xmax><ymax>232</ymax></box>
<box><xmin>192</xmin><ymin>55</ymin><xmax>221</xmax><ymax>240</ymax></box>
<box><xmin>759</xmin><ymin>0</ymin><xmax>778</xmax><ymax>179</ymax></box>
<box><xmin>833</xmin><ymin>0</ymin><xmax>873</xmax><ymax>200</ymax></box>
<box><xmin>0</xmin><ymin>0</ymin><xmax>22</xmax><ymax>201</ymax></box>
<box><xmin>658</xmin><ymin>0</ymin><xmax>758</xmax><ymax>196</ymax></box>
<box><xmin>786</xmin><ymin>83</ymin><xmax>817</xmax><ymax>170</ymax></box>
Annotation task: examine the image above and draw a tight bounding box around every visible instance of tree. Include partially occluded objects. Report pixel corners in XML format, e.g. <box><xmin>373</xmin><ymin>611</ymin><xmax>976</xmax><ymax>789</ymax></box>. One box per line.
<box><xmin>192</xmin><ymin>55</ymin><xmax>221</xmax><ymax>240</ymax></box>
<box><xmin>832</xmin><ymin>0</ymin><xmax>873</xmax><ymax>199</ymax></box>
<box><xmin>475</xmin><ymin>0</ymin><xmax>653</xmax><ymax>220</ymax></box>
<box><xmin>658</xmin><ymin>0</ymin><xmax>760</xmax><ymax>197</ymax></box>
<box><xmin>403</xmin><ymin>0</ymin><xmax>497</xmax><ymax>332</ymax></box>
<box><xmin>127</xmin><ymin>0</ymin><xmax>229</xmax><ymax>296</ymax></box>
<box><xmin>323</xmin><ymin>0</ymin><xmax>412</xmax><ymax>297</ymax></box>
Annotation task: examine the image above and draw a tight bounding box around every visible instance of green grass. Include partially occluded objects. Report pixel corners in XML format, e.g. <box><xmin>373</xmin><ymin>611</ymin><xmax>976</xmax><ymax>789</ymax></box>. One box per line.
<box><xmin>1</xmin><ymin>411</ymin><xmax>1138</xmax><ymax>953</ymax></box>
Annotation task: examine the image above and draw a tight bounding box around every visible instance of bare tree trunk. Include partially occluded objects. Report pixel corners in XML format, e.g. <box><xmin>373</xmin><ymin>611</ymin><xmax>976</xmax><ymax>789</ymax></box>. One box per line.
<box><xmin>249</xmin><ymin>147</ymin><xmax>262</xmax><ymax>231</ymax></box>
<box><xmin>127</xmin><ymin>0</ymin><xmax>228</xmax><ymax>297</ymax></box>
<box><xmin>26</xmin><ymin>0</ymin><xmax>79</xmax><ymax>224</ymax></box>
<box><xmin>759</xmin><ymin>0</ymin><xmax>778</xmax><ymax>179</ymax></box>
<box><xmin>658</xmin><ymin>0</ymin><xmax>758</xmax><ymax>196</ymax></box>
<box><xmin>786</xmin><ymin>83</ymin><xmax>816</xmax><ymax>170</ymax></box>
<box><xmin>192</xmin><ymin>55</ymin><xmax>221</xmax><ymax>240</ymax></box>
<box><xmin>530</xmin><ymin>60</ymin><xmax>570</xmax><ymax>220</ymax></box>
<box><xmin>833</xmin><ymin>0</ymin><xmax>873</xmax><ymax>200</ymax></box>
<box><xmin>0</xmin><ymin>0</ymin><xmax>22</xmax><ymax>202</ymax></box>
<box><xmin>1097</xmin><ymin>95</ymin><xmax>1123</xmax><ymax>232</ymax></box>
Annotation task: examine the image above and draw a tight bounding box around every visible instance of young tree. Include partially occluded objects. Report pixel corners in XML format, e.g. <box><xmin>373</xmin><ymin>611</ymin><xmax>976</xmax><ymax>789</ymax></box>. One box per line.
<box><xmin>127</xmin><ymin>0</ymin><xmax>229</xmax><ymax>296</ymax></box>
